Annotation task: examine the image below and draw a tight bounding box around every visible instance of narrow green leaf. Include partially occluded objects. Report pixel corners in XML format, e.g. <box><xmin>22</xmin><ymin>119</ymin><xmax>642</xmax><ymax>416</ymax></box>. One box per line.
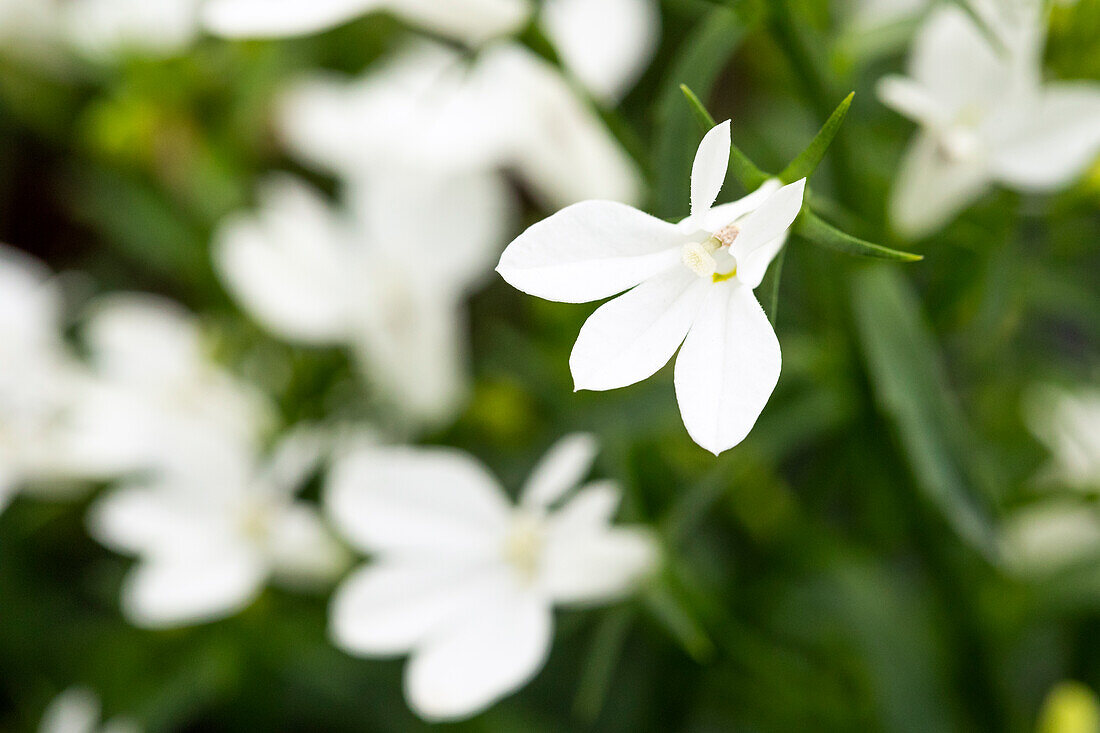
<box><xmin>573</xmin><ymin>607</ymin><xmax>635</xmax><ymax>722</ymax></box>
<box><xmin>679</xmin><ymin>83</ymin><xmax>770</xmax><ymax>191</ymax></box>
<box><xmin>679</xmin><ymin>83</ymin><xmax>716</xmax><ymax>131</ymax></box>
<box><xmin>851</xmin><ymin>266</ymin><xmax>999</xmax><ymax>560</ymax></box>
<box><xmin>779</xmin><ymin>92</ymin><xmax>854</xmax><ymax>184</ymax></box>
<box><xmin>795</xmin><ymin>209</ymin><xmax>923</xmax><ymax>262</ymax></box>
<box><xmin>642</xmin><ymin>582</ymin><xmax>715</xmax><ymax>663</ymax></box>
<box><xmin>762</xmin><ymin>245</ymin><xmax>786</xmax><ymax>326</ymax></box>
<box><xmin>653</xmin><ymin>9</ymin><xmax>747</xmax><ymax>218</ymax></box>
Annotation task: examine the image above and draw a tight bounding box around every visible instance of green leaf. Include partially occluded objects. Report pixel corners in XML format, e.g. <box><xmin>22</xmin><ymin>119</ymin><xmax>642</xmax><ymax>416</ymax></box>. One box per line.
<box><xmin>573</xmin><ymin>607</ymin><xmax>635</xmax><ymax>723</ymax></box>
<box><xmin>850</xmin><ymin>266</ymin><xmax>999</xmax><ymax>559</ymax></box>
<box><xmin>680</xmin><ymin>83</ymin><xmax>770</xmax><ymax>192</ymax></box>
<box><xmin>779</xmin><ymin>92</ymin><xmax>854</xmax><ymax>184</ymax></box>
<box><xmin>795</xmin><ymin>209</ymin><xmax>923</xmax><ymax>262</ymax></box>
<box><xmin>761</xmin><ymin>245</ymin><xmax>787</xmax><ymax>326</ymax></box>
<box><xmin>642</xmin><ymin>581</ymin><xmax>715</xmax><ymax>663</ymax></box>
<box><xmin>653</xmin><ymin>9</ymin><xmax>747</xmax><ymax>218</ymax></box>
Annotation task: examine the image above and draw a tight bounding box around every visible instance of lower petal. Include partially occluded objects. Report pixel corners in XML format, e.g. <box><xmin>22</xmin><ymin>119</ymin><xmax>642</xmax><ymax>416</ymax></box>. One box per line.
<box><xmin>889</xmin><ymin>133</ymin><xmax>991</xmax><ymax>239</ymax></box>
<box><xmin>121</xmin><ymin>548</ymin><xmax>266</xmax><ymax>628</ymax></box>
<box><xmin>674</xmin><ymin>284</ymin><xmax>781</xmax><ymax>455</ymax></box>
<box><xmin>404</xmin><ymin>590</ymin><xmax>552</xmax><ymax>722</ymax></box>
<box><xmin>570</xmin><ymin>269</ymin><xmax>707</xmax><ymax>391</ymax></box>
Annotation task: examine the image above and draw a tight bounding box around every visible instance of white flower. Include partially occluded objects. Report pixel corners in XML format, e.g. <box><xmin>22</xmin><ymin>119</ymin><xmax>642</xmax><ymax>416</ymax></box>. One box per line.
<box><xmin>214</xmin><ymin>174</ymin><xmax>510</xmax><ymax>428</ymax></box>
<box><xmin>278</xmin><ymin>40</ymin><xmax>643</xmax><ymax>209</ymax></box>
<box><xmin>80</xmin><ymin>293</ymin><xmax>276</xmax><ymax>478</ymax></box>
<box><xmin>202</xmin><ymin>0</ymin><xmax>533</xmax><ymax>45</ymax></box>
<box><xmin>497</xmin><ymin>121</ymin><xmax>806</xmax><ymax>455</ymax></box>
<box><xmin>878</xmin><ymin>4</ymin><xmax>1100</xmax><ymax>238</ymax></box>
<box><xmin>0</xmin><ymin>246</ymin><xmax>133</xmax><ymax>515</ymax></box>
<box><xmin>0</xmin><ymin>0</ymin><xmax>64</xmax><ymax>63</ymax></box>
<box><xmin>63</xmin><ymin>0</ymin><xmax>203</xmax><ymax>59</ymax></box>
<box><xmin>1000</xmin><ymin>500</ymin><xmax>1100</xmax><ymax>576</ymax></box>
<box><xmin>39</xmin><ymin>687</ymin><xmax>139</xmax><ymax>733</ymax></box>
<box><xmin>89</xmin><ymin>429</ymin><xmax>348</xmax><ymax>628</ymax></box>
<box><xmin>1024</xmin><ymin>385</ymin><xmax>1100</xmax><ymax>492</ymax></box>
<box><xmin>325</xmin><ymin>433</ymin><xmax>658</xmax><ymax>721</ymax></box>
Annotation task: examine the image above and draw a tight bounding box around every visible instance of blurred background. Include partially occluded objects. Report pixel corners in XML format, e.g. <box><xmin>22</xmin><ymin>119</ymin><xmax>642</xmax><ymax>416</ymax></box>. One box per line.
<box><xmin>0</xmin><ymin>0</ymin><xmax>1099</xmax><ymax>730</ymax></box>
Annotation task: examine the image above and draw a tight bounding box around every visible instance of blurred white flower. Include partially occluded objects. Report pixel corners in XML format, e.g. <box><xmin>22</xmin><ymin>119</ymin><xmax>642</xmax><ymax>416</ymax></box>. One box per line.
<box><xmin>202</xmin><ymin>0</ymin><xmax>532</xmax><ymax>45</ymax></box>
<box><xmin>497</xmin><ymin>122</ymin><xmax>805</xmax><ymax>455</ymax></box>
<box><xmin>1024</xmin><ymin>385</ymin><xmax>1100</xmax><ymax>492</ymax></box>
<box><xmin>278</xmin><ymin>39</ymin><xmax>643</xmax><ymax>209</ymax></box>
<box><xmin>214</xmin><ymin>174</ymin><xmax>510</xmax><ymax>428</ymax></box>
<box><xmin>878</xmin><ymin>4</ymin><xmax>1100</xmax><ymax>238</ymax></box>
<box><xmin>0</xmin><ymin>246</ymin><xmax>133</xmax><ymax>515</ymax></box>
<box><xmin>540</xmin><ymin>0</ymin><xmax>659</xmax><ymax>104</ymax></box>
<box><xmin>325</xmin><ymin>433</ymin><xmax>658</xmax><ymax>721</ymax></box>
<box><xmin>0</xmin><ymin>0</ymin><xmax>64</xmax><ymax>63</ymax></box>
<box><xmin>1000</xmin><ymin>499</ymin><xmax>1100</xmax><ymax>576</ymax></box>
<box><xmin>89</xmin><ymin>429</ymin><xmax>348</xmax><ymax>628</ymax></box>
<box><xmin>80</xmin><ymin>294</ymin><xmax>276</xmax><ymax>478</ymax></box>
<box><xmin>63</xmin><ymin>0</ymin><xmax>203</xmax><ymax>59</ymax></box>
<box><xmin>39</xmin><ymin>687</ymin><xmax>139</xmax><ymax>733</ymax></box>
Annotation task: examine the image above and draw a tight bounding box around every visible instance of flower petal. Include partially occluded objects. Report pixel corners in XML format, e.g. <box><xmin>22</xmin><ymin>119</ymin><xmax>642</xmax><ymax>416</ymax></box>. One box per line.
<box><xmin>39</xmin><ymin>688</ymin><xmax>101</xmax><ymax>733</ymax></box>
<box><xmin>549</xmin><ymin>480</ymin><xmax>621</xmax><ymax>532</ymax></box>
<box><xmin>121</xmin><ymin>547</ymin><xmax>266</xmax><ymax>628</ymax></box>
<box><xmin>690</xmin><ymin>120</ymin><xmax>731</xmax><ymax>225</ymax></box>
<box><xmin>404</xmin><ymin>589</ymin><xmax>552</xmax><ymax>722</ymax></box>
<box><xmin>0</xmin><ymin>244</ymin><xmax>60</xmax><ymax>354</ymax></box>
<box><xmin>674</xmin><ymin>283</ymin><xmax>781</xmax><ymax>455</ymax></box>
<box><xmin>329</xmin><ymin>559</ymin><xmax>513</xmax><ymax>656</ymax></box>
<box><xmin>519</xmin><ymin>433</ymin><xmax>599</xmax><ymax>508</ymax></box>
<box><xmin>697</xmin><ymin>178</ymin><xmax>780</xmax><ymax>233</ymax></box>
<box><xmin>539</xmin><ymin>526</ymin><xmax>658</xmax><ymax>605</ymax></box>
<box><xmin>728</xmin><ymin>178</ymin><xmax>805</xmax><ymax>265</ymax></box>
<box><xmin>889</xmin><ymin>132</ymin><xmax>991</xmax><ymax>239</ymax></box>
<box><xmin>213</xmin><ymin>176</ymin><xmax>352</xmax><ymax>344</ymax></box>
<box><xmin>266</xmin><ymin>503</ymin><xmax>349</xmax><ymax>585</ymax></box>
<box><xmin>540</xmin><ymin>0</ymin><xmax>659</xmax><ymax>103</ymax></box>
<box><xmin>570</xmin><ymin>268</ymin><xmax>707</xmax><ymax>391</ymax></box>
<box><xmin>990</xmin><ymin>83</ymin><xmax>1100</xmax><ymax>192</ymax></box>
<box><xmin>325</xmin><ymin>446</ymin><xmax>511</xmax><ymax>557</ymax></box>
<box><xmin>1001</xmin><ymin>501</ymin><xmax>1100</xmax><ymax>575</ymax></box>
<box><xmin>496</xmin><ymin>200</ymin><xmax>684</xmax><ymax>303</ymax></box>
<box><xmin>203</xmin><ymin>0</ymin><xmax>380</xmax><ymax>38</ymax></box>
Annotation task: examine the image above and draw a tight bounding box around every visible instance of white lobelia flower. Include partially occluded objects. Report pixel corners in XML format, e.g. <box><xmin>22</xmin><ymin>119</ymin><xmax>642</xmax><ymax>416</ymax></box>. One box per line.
<box><xmin>62</xmin><ymin>0</ymin><xmax>204</xmax><ymax>60</ymax></box>
<box><xmin>214</xmin><ymin>174</ymin><xmax>511</xmax><ymax>429</ymax></box>
<box><xmin>80</xmin><ymin>293</ymin><xmax>277</xmax><ymax>479</ymax></box>
<box><xmin>38</xmin><ymin>687</ymin><xmax>139</xmax><ymax>733</ymax></box>
<box><xmin>1024</xmin><ymin>385</ymin><xmax>1100</xmax><ymax>492</ymax></box>
<box><xmin>325</xmin><ymin>433</ymin><xmax>658</xmax><ymax>721</ymax></box>
<box><xmin>88</xmin><ymin>429</ymin><xmax>348</xmax><ymax>628</ymax></box>
<box><xmin>0</xmin><ymin>246</ymin><xmax>134</xmax><ymax>515</ymax></box>
<box><xmin>1000</xmin><ymin>499</ymin><xmax>1100</xmax><ymax>576</ymax></box>
<box><xmin>497</xmin><ymin>121</ymin><xmax>806</xmax><ymax>455</ymax></box>
<box><xmin>202</xmin><ymin>0</ymin><xmax>533</xmax><ymax>46</ymax></box>
<box><xmin>878</xmin><ymin>4</ymin><xmax>1100</xmax><ymax>238</ymax></box>
<box><xmin>277</xmin><ymin>39</ymin><xmax>643</xmax><ymax>210</ymax></box>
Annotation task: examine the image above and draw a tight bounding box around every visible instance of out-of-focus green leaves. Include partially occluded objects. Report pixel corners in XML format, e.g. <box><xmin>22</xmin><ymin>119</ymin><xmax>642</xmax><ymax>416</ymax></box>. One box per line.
<box><xmin>680</xmin><ymin>83</ymin><xmax>770</xmax><ymax>191</ymax></box>
<box><xmin>653</xmin><ymin>8</ymin><xmax>748</xmax><ymax>218</ymax></box>
<box><xmin>851</xmin><ymin>266</ymin><xmax>999</xmax><ymax>559</ymax></box>
<box><xmin>796</xmin><ymin>209</ymin><xmax>923</xmax><ymax>262</ymax></box>
<box><xmin>778</xmin><ymin>92</ymin><xmax>854</xmax><ymax>184</ymax></box>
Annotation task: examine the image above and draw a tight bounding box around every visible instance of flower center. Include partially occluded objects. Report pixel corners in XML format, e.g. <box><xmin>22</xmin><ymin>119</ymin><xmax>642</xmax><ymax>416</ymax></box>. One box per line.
<box><xmin>502</xmin><ymin>512</ymin><xmax>544</xmax><ymax>582</ymax></box>
<box><xmin>681</xmin><ymin>224</ymin><xmax>741</xmax><ymax>281</ymax></box>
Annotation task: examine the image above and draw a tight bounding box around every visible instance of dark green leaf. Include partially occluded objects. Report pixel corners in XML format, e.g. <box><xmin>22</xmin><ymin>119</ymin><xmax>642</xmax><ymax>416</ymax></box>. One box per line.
<box><xmin>795</xmin><ymin>209</ymin><xmax>923</xmax><ymax>262</ymax></box>
<box><xmin>779</xmin><ymin>92</ymin><xmax>854</xmax><ymax>184</ymax></box>
<box><xmin>850</xmin><ymin>266</ymin><xmax>999</xmax><ymax>559</ymax></box>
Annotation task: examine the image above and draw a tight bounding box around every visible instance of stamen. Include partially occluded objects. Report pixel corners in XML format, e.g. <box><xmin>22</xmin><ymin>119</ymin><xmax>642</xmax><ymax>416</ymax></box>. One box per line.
<box><xmin>713</xmin><ymin>223</ymin><xmax>741</xmax><ymax>248</ymax></box>
<box><xmin>681</xmin><ymin>241</ymin><xmax>717</xmax><ymax>278</ymax></box>
<box><xmin>503</xmin><ymin>513</ymin><xmax>544</xmax><ymax>581</ymax></box>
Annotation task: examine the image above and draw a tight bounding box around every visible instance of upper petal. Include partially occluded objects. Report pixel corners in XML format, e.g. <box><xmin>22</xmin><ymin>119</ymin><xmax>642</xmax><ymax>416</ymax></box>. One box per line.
<box><xmin>404</xmin><ymin>589</ymin><xmax>552</xmax><ymax>721</ymax></box>
<box><xmin>548</xmin><ymin>480</ymin><xmax>621</xmax><ymax>533</ymax></box>
<box><xmin>519</xmin><ymin>433</ymin><xmax>599</xmax><ymax>509</ymax></box>
<box><xmin>325</xmin><ymin>445</ymin><xmax>511</xmax><ymax>557</ymax></box>
<box><xmin>570</xmin><ymin>268</ymin><xmax>707</xmax><ymax>391</ymax></box>
<box><xmin>496</xmin><ymin>200</ymin><xmax>684</xmax><ymax>303</ymax></box>
<box><xmin>728</xmin><ymin>178</ymin><xmax>806</xmax><ymax>264</ymax></box>
<box><xmin>673</xmin><ymin>283</ymin><xmax>781</xmax><ymax>455</ymax></box>
<box><xmin>989</xmin><ymin>82</ymin><xmax>1100</xmax><ymax>192</ymax></box>
<box><xmin>121</xmin><ymin>547</ymin><xmax>267</xmax><ymax>628</ymax></box>
<box><xmin>265</xmin><ymin>503</ymin><xmax>350</xmax><ymax>585</ymax></box>
<box><xmin>889</xmin><ymin>132</ymin><xmax>992</xmax><ymax>239</ymax></box>
<box><xmin>698</xmin><ymin>178</ymin><xmax>780</xmax><ymax>233</ymax></box>
<box><xmin>690</xmin><ymin>120</ymin><xmax>731</xmax><ymax>225</ymax></box>
<box><xmin>538</xmin><ymin>526</ymin><xmax>658</xmax><ymax>606</ymax></box>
